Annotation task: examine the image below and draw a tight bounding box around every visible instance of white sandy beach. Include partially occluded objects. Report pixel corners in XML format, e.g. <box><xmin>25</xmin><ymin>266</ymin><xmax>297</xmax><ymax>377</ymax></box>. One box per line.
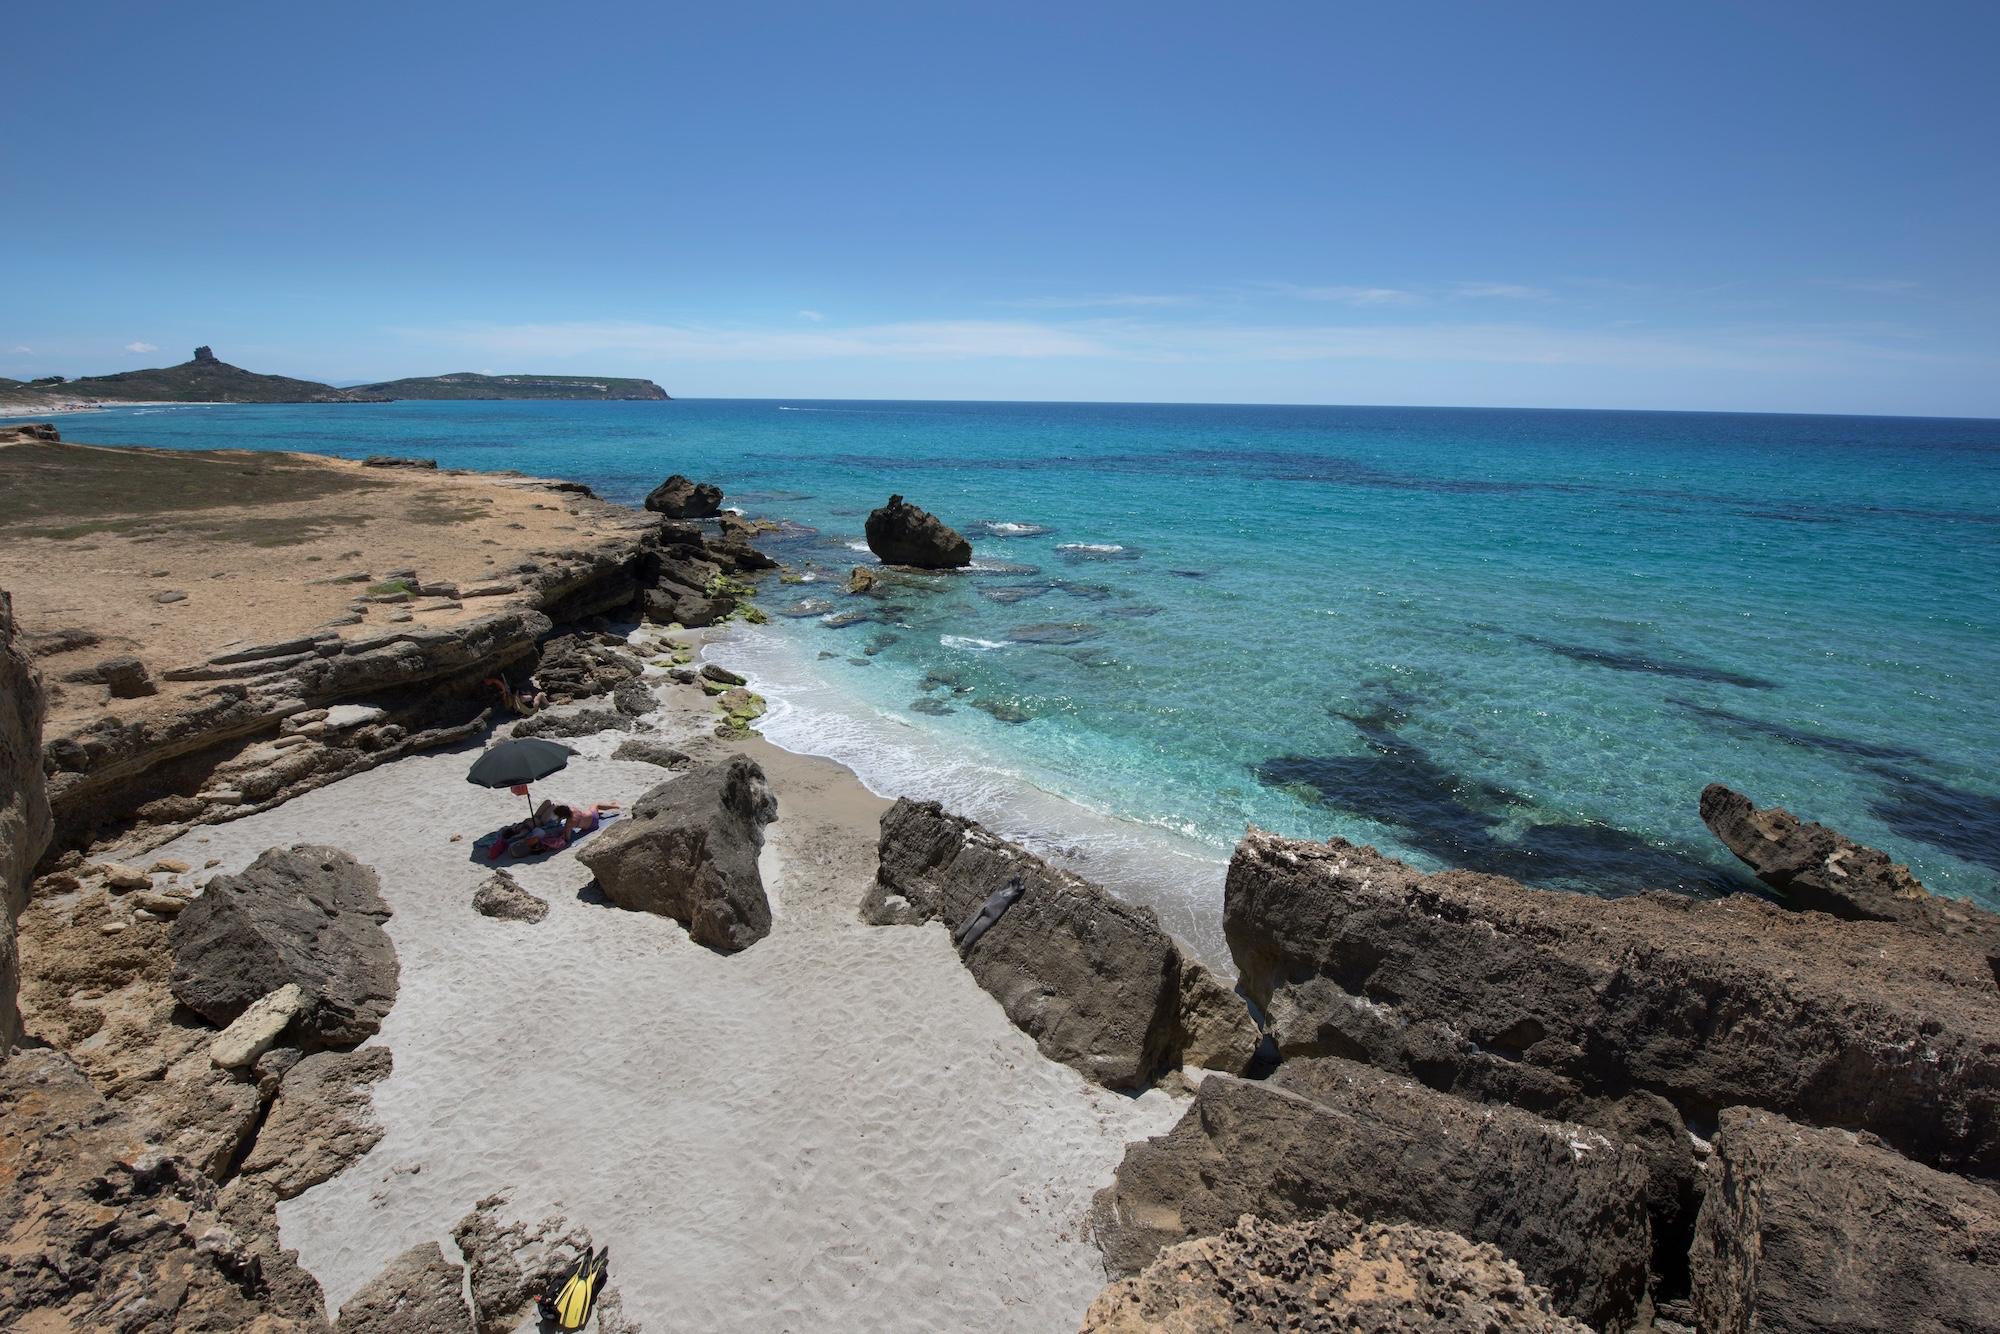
<box><xmin>145</xmin><ymin>651</ymin><xmax>1184</xmax><ymax>1332</ymax></box>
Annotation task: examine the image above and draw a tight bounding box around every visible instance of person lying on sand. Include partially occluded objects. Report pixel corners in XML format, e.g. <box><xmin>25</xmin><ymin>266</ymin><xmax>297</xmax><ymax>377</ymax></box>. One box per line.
<box><xmin>553</xmin><ymin>801</ymin><xmax>621</xmax><ymax>836</ymax></box>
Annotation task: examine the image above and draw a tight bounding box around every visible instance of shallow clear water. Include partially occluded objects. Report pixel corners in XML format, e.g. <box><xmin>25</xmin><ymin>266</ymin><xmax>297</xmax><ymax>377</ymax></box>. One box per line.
<box><xmin>25</xmin><ymin>398</ymin><xmax>2000</xmax><ymax>922</ymax></box>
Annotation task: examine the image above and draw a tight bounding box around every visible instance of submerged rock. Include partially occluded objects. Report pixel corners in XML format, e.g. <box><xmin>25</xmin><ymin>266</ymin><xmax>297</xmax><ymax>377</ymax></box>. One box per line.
<box><xmin>1689</xmin><ymin>1106</ymin><xmax>2000</xmax><ymax>1334</ymax></box>
<box><xmin>864</xmin><ymin>494</ymin><xmax>972</xmax><ymax>568</ymax></box>
<box><xmin>1089</xmin><ymin>1060</ymin><xmax>1652</xmax><ymax>1330</ymax></box>
<box><xmin>1081</xmin><ymin>1209</ymin><xmax>1593</xmax><ymax>1334</ymax></box>
<box><xmin>169</xmin><ymin>844</ymin><xmax>399</xmax><ymax>1048</ymax></box>
<box><xmin>1699</xmin><ymin>783</ymin><xmax>2000</xmax><ymax>950</ymax></box>
<box><xmin>577</xmin><ymin>755</ymin><xmax>777</xmax><ymax>952</ymax></box>
<box><xmin>867</xmin><ymin>799</ymin><xmax>1257</xmax><ymax>1088</ymax></box>
<box><xmin>1222</xmin><ymin>828</ymin><xmax>2000</xmax><ymax>1178</ymax></box>
<box><xmin>643</xmin><ymin>473</ymin><xmax>723</xmax><ymax>518</ymax></box>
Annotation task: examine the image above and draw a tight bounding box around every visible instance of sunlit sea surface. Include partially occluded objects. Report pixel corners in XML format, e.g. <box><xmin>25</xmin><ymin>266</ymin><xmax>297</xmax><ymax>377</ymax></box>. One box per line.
<box><xmin>31</xmin><ymin>398</ymin><xmax>2000</xmax><ymax>950</ymax></box>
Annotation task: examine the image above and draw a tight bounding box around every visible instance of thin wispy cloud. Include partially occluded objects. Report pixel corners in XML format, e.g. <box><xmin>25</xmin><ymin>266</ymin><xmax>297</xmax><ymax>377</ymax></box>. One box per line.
<box><xmin>996</xmin><ymin>293</ymin><xmax>1197</xmax><ymax>310</ymax></box>
<box><xmin>403</xmin><ymin>315</ymin><xmax>1965</xmax><ymax>376</ymax></box>
<box><xmin>1812</xmin><ymin>278</ymin><xmax>1919</xmax><ymax>295</ymax></box>
<box><xmin>125</xmin><ymin>340</ymin><xmax>158</xmax><ymax>353</ymax></box>
<box><xmin>797</xmin><ymin>309</ymin><xmax>826</xmax><ymax>321</ymax></box>
<box><xmin>1452</xmin><ymin>282</ymin><xmax>1553</xmax><ymax>301</ymax></box>
<box><xmin>1274</xmin><ymin>284</ymin><xmax>1422</xmax><ymax>306</ymax></box>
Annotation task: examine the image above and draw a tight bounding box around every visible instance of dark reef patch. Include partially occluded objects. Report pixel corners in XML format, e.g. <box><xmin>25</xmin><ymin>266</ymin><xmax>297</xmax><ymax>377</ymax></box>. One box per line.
<box><xmin>1666</xmin><ymin>697</ymin><xmax>1924</xmax><ymax>763</ymax></box>
<box><xmin>1864</xmin><ymin>766</ymin><xmax>2000</xmax><ymax>873</ymax></box>
<box><xmin>980</xmin><ymin>582</ymin><xmax>1057</xmax><ymax>605</ymax></box>
<box><xmin>1006</xmin><ymin>622</ymin><xmax>1104</xmax><ymax>645</ymax></box>
<box><xmin>1521</xmin><ymin>635</ymin><xmax>1778</xmax><ymax>690</ymax></box>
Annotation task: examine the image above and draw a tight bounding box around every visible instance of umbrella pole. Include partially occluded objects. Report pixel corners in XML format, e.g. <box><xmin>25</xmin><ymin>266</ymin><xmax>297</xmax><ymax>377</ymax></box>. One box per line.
<box><xmin>524</xmin><ymin>788</ymin><xmax>536</xmax><ymax>819</ymax></box>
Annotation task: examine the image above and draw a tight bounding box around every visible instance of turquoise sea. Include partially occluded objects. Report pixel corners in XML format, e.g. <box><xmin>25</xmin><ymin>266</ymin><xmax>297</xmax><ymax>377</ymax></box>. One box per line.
<box><xmin>25</xmin><ymin>398</ymin><xmax>2000</xmax><ymax>946</ymax></box>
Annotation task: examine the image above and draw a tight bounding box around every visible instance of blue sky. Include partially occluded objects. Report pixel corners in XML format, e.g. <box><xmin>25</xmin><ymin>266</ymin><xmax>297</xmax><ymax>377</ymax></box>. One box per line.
<box><xmin>4</xmin><ymin>1</ymin><xmax>1996</xmax><ymax>415</ymax></box>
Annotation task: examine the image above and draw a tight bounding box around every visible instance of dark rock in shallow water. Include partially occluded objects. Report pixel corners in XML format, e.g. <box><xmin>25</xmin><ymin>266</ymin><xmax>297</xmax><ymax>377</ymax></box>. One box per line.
<box><xmin>1222</xmin><ymin>828</ymin><xmax>2000</xmax><ymax>1177</ymax></box>
<box><xmin>1005</xmin><ymin>621</ymin><xmax>1102</xmax><ymax>645</ymax></box>
<box><xmin>1689</xmin><ymin>1106</ymin><xmax>2000</xmax><ymax>1334</ymax></box>
<box><xmin>867</xmin><ymin>798</ymin><xmax>1257</xmax><ymax>1088</ymax></box>
<box><xmin>864</xmin><ymin>494</ymin><xmax>972</xmax><ymax>568</ymax></box>
<box><xmin>979</xmin><ymin>582</ymin><xmax>1056</xmax><ymax>605</ymax></box>
<box><xmin>170</xmin><ymin>845</ymin><xmax>398</xmax><ymax>1047</ymax></box>
<box><xmin>576</xmin><ymin>755</ymin><xmax>776</xmax><ymax>952</ymax></box>
<box><xmin>1088</xmin><ymin>1061</ymin><xmax>1652</xmax><ymax>1330</ymax></box>
<box><xmin>1665</xmin><ymin>696</ymin><xmax>1923</xmax><ymax>762</ymax></box>
<box><xmin>1081</xmin><ymin>1209</ymin><xmax>1594</xmax><ymax>1334</ymax></box>
<box><xmin>643</xmin><ymin>473</ymin><xmax>723</xmax><ymax>518</ymax></box>
<box><xmin>972</xmin><ymin>697</ymin><xmax>1033</xmax><ymax>724</ymax></box>
<box><xmin>1864</xmin><ymin>763</ymin><xmax>2000</xmax><ymax>873</ymax></box>
<box><xmin>909</xmin><ymin>697</ymin><xmax>952</xmax><ymax>716</ymax></box>
<box><xmin>1701</xmin><ymin>783</ymin><xmax>2000</xmax><ymax>950</ymax></box>
<box><xmin>1520</xmin><ymin>634</ymin><xmax>1777</xmax><ymax>690</ymax></box>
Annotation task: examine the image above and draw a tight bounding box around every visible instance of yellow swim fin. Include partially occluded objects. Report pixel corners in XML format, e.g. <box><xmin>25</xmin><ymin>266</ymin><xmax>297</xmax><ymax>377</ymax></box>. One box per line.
<box><xmin>550</xmin><ymin>1245</ymin><xmax>608</xmax><ymax>1330</ymax></box>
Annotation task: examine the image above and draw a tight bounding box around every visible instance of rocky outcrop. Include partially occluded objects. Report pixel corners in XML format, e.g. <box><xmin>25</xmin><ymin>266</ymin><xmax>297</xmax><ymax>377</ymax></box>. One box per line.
<box><xmin>1223</xmin><ymin>829</ymin><xmax>2000</xmax><ymax>1178</ymax></box>
<box><xmin>169</xmin><ymin>846</ymin><xmax>399</xmax><ymax>1047</ymax></box>
<box><xmin>868</xmin><ymin>799</ymin><xmax>1258</xmax><ymax>1090</ymax></box>
<box><xmin>1</xmin><ymin>590</ymin><xmax>51</xmax><ymax>1055</ymax></box>
<box><xmin>0</xmin><ymin>1048</ymin><xmax>327</xmax><ymax>1331</ymax></box>
<box><xmin>1089</xmin><ymin>1061</ymin><xmax>1652</xmax><ymax>1329</ymax></box>
<box><xmin>452</xmin><ymin>1195</ymin><xmax>594</xmax><ymax>1334</ymax></box>
<box><xmin>864</xmin><ymin>494</ymin><xmax>972</xmax><ymax>568</ymax></box>
<box><xmin>612</xmin><ymin>738</ymin><xmax>694</xmax><ymax>769</ymax></box>
<box><xmin>576</xmin><ymin>755</ymin><xmax>777</xmax><ymax>952</ymax></box>
<box><xmin>1690</xmin><ymin>1106</ymin><xmax>2000</xmax><ymax>1334</ymax></box>
<box><xmin>1081</xmin><ymin>1209</ymin><xmax>1593</xmax><ymax>1334</ymax></box>
<box><xmin>335</xmin><ymin>1242</ymin><xmax>474</xmax><ymax>1333</ymax></box>
<box><xmin>643</xmin><ymin>473</ymin><xmax>723</xmax><ymax>518</ymax></box>
<box><xmin>1699</xmin><ymin>783</ymin><xmax>2000</xmax><ymax>952</ymax></box>
<box><xmin>234</xmin><ymin>1046</ymin><xmax>392</xmax><ymax>1202</ymax></box>
<box><xmin>473</xmin><ymin>869</ymin><xmax>549</xmax><ymax>923</ymax></box>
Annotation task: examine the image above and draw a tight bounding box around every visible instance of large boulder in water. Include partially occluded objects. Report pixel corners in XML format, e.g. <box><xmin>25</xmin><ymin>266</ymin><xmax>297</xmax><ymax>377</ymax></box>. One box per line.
<box><xmin>169</xmin><ymin>845</ymin><xmax>399</xmax><ymax>1047</ymax></box>
<box><xmin>1222</xmin><ymin>828</ymin><xmax>2000</xmax><ymax>1179</ymax></box>
<box><xmin>867</xmin><ymin>798</ymin><xmax>1258</xmax><ymax>1089</ymax></box>
<box><xmin>1081</xmin><ymin>1209</ymin><xmax>1594</xmax><ymax>1334</ymax></box>
<box><xmin>643</xmin><ymin>473</ymin><xmax>723</xmax><ymax>518</ymax></box>
<box><xmin>1088</xmin><ymin>1059</ymin><xmax>1653</xmax><ymax>1330</ymax></box>
<box><xmin>864</xmin><ymin>494</ymin><xmax>972</xmax><ymax>568</ymax></box>
<box><xmin>1689</xmin><ymin>1106</ymin><xmax>2000</xmax><ymax>1334</ymax></box>
<box><xmin>1699</xmin><ymin>783</ymin><xmax>2000</xmax><ymax>951</ymax></box>
<box><xmin>576</xmin><ymin>755</ymin><xmax>777</xmax><ymax>952</ymax></box>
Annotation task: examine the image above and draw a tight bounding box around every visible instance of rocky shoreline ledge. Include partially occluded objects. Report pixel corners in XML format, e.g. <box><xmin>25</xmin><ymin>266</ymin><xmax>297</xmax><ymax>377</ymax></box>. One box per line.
<box><xmin>2</xmin><ymin>431</ymin><xmax>1996</xmax><ymax>1331</ymax></box>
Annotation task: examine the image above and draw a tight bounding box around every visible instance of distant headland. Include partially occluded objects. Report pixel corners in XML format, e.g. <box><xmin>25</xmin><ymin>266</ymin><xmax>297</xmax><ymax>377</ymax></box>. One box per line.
<box><xmin>0</xmin><ymin>346</ymin><xmax>670</xmax><ymax>412</ymax></box>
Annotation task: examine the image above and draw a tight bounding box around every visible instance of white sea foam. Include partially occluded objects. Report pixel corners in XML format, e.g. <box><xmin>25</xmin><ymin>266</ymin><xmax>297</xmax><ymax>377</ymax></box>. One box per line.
<box><xmin>845</xmin><ymin>540</ymin><xmax>871</xmax><ymax>552</ymax></box>
<box><xmin>1056</xmin><ymin>542</ymin><xmax>1124</xmax><ymax>554</ymax></box>
<box><xmin>939</xmin><ymin>634</ymin><xmax>1008</xmax><ymax>651</ymax></box>
<box><xmin>706</xmin><ymin>624</ymin><xmax>1232</xmax><ymax>964</ymax></box>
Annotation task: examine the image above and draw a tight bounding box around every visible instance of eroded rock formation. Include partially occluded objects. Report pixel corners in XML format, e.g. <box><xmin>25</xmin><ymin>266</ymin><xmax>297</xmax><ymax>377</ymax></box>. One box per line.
<box><xmin>1700</xmin><ymin>783</ymin><xmax>2000</xmax><ymax>954</ymax></box>
<box><xmin>1</xmin><ymin>590</ymin><xmax>51</xmax><ymax>1054</ymax></box>
<box><xmin>1222</xmin><ymin>828</ymin><xmax>2000</xmax><ymax>1178</ymax></box>
<box><xmin>643</xmin><ymin>473</ymin><xmax>723</xmax><ymax>518</ymax></box>
<box><xmin>1081</xmin><ymin>1209</ymin><xmax>1593</xmax><ymax>1334</ymax></box>
<box><xmin>577</xmin><ymin>754</ymin><xmax>777</xmax><ymax>951</ymax></box>
<box><xmin>1088</xmin><ymin>1061</ymin><xmax>1652</xmax><ymax>1329</ymax></box>
<box><xmin>169</xmin><ymin>845</ymin><xmax>400</xmax><ymax>1047</ymax></box>
<box><xmin>864</xmin><ymin>494</ymin><xmax>972</xmax><ymax>568</ymax></box>
<box><xmin>868</xmin><ymin>798</ymin><xmax>1258</xmax><ymax>1089</ymax></box>
<box><xmin>335</xmin><ymin>1242</ymin><xmax>474</xmax><ymax>1333</ymax></box>
<box><xmin>1689</xmin><ymin>1106</ymin><xmax>2000</xmax><ymax>1334</ymax></box>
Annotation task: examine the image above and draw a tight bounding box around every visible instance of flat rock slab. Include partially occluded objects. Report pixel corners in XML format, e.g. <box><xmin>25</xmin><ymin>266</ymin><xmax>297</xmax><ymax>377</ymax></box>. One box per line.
<box><xmin>209</xmin><ymin>982</ymin><xmax>306</xmax><ymax>1069</ymax></box>
<box><xmin>237</xmin><ymin>1046</ymin><xmax>393</xmax><ymax>1203</ymax></box>
<box><xmin>170</xmin><ymin>844</ymin><xmax>399</xmax><ymax>1047</ymax></box>
<box><xmin>1223</xmin><ymin>829</ymin><xmax>2000</xmax><ymax>1177</ymax></box>
<box><xmin>1082</xmin><ymin>1208</ymin><xmax>1594</xmax><ymax>1334</ymax></box>
<box><xmin>1690</xmin><ymin>1106</ymin><xmax>2000</xmax><ymax>1334</ymax></box>
<box><xmin>1089</xmin><ymin>1060</ymin><xmax>1653</xmax><ymax>1331</ymax></box>
<box><xmin>869</xmin><ymin>798</ymin><xmax>1257</xmax><ymax>1090</ymax></box>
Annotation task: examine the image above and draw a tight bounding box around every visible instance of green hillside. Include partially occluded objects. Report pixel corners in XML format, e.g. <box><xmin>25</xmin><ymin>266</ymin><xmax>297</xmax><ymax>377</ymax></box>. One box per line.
<box><xmin>352</xmin><ymin>372</ymin><xmax>670</xmax><ymax>400</ymax></box>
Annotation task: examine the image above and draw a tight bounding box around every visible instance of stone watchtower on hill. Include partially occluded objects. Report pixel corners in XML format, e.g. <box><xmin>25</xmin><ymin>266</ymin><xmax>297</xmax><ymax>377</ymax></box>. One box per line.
<box><xmin>192</xmin><ymin>346</ymin><xmax>216</xmax><ymax>364</ymax></box>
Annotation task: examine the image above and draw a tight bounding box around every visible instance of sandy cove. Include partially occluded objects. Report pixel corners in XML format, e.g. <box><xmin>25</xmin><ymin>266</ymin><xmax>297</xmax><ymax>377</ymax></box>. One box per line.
<box><xmin>140</xmin><ymin>639</ymin><xmax>1184</xmax><ymax>1332</ymax></box>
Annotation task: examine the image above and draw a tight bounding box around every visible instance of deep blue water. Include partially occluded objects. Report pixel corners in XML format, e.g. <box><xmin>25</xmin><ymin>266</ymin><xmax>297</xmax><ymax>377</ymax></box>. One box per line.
<box><xmin>23</xmin><ymin>397</ymin><xmax>2000</xmax><ymax>932</ymax></box>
